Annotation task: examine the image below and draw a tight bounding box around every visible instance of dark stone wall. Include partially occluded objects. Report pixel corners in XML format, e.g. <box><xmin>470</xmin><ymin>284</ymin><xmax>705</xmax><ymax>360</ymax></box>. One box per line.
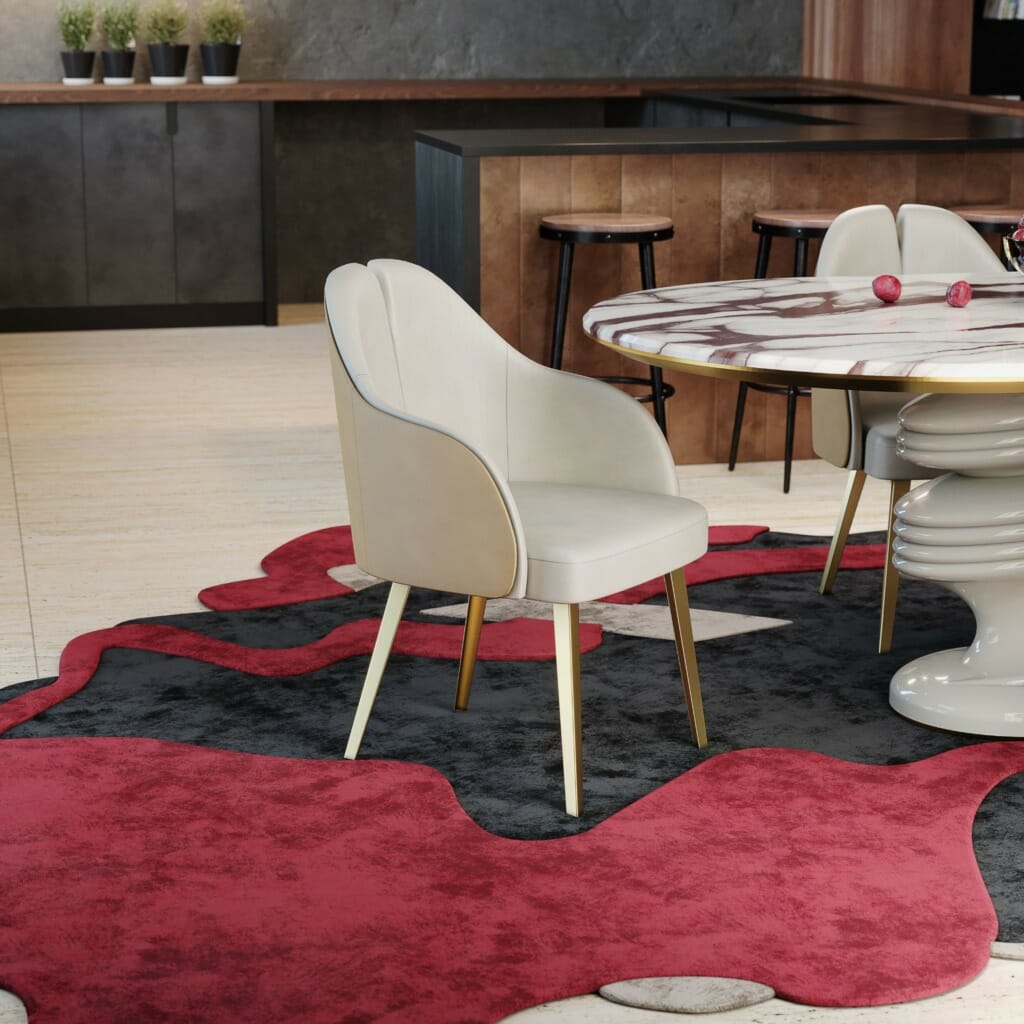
<box><xmin>8</xmin><ymin>1</ymin><xmax>801</xmax><ymax>83</ymax></box>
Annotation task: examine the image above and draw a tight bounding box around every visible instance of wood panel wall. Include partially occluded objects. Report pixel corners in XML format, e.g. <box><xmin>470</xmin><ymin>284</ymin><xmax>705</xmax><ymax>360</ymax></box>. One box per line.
<box><xmin>802</xmin><ymin>0</ymin><xmax>973</xmax><ymax>94</ymax></box>
<box><xmin>478</xmin><ymin>148</ymin><xmax>1024</xmax><ymax>465</ymax></box>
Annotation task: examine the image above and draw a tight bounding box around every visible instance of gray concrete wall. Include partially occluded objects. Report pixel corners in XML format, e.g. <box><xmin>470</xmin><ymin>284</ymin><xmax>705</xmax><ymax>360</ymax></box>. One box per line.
<box><xmin>5</xmin><ymin>0</ymin><xmax>801</xmax><ymax>82</ymax></box>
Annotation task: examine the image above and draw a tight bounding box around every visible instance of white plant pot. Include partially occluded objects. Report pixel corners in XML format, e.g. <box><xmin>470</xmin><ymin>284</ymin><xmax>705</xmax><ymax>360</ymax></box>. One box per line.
<box><xmin>202</xmin><ymin>75</ymin><xmax>240</xmax><ymax>85</ymax></box>
<box><xmin>103</xmin><ymin>77</ymin><xmax>134</xmax><ymax>86</ymax></box>
<box><xmin>61</xmin><ymin>77</ymin><xmax>94</xmax><ymax>87</ymax></box>
<box><xmin>150</xmin><ymin>76</ymin><xmax>188</xmax><ymax>86</ymax></box>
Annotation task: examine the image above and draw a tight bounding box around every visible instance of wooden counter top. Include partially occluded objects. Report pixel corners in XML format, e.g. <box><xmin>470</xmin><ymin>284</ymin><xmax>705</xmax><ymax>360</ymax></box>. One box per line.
<box><xmin>0</xmin><ymin>76</ymin><xmax>791</xmax><ymax>104</ymax></box>
<box><xmin>3</xmin><ymin>75</ymin><xmax>1022</xmax><ymax>111</ymax></box>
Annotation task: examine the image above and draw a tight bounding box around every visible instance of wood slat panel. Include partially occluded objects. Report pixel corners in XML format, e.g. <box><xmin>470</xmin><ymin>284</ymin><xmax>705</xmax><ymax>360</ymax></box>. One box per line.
<box><xmin>803</xmin><ymin>1</ymin><xmax>972</xmax><ymax>95</ymax></box>
<box><xmin>567</xmin><ymin>155</ymin><xmax>624</xmax><ymax>379</ymax></box>
<box><xmin>479</xmin><ymin>157</ymin><xmax>521</xmax><ymax>345</ymax></box>
<box><xmin>519</xmin><ymin>157</ymin><xmax>572</xmax><ymax>367</ymax></box>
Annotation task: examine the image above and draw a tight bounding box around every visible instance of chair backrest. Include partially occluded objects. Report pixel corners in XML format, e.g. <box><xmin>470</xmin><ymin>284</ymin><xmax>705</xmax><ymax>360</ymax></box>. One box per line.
<box><xmin>815</xmin><ymin>204</ymin><xmax>901</xmax><ymax>277</ymax></box>
<box><xmin>896</xmin><ymin>204</ymin><xmax>1005</xmax><ymax>274</ymax></box>
<box><xmin>811</xmin><ymin>205</ymin><xmax>900</xmax><ymax>469</ymax></box>
<box><xmin>326</xmin><ymin>259</ymin><xmax>515</xmax><ymax>478</ymax></box>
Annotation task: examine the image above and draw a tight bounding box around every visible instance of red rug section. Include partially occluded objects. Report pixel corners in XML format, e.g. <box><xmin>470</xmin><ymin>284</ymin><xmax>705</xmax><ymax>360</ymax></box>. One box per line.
<box><xmin>0</xmin><ymin>618</ymin><xmax>602</xmax><ymax>737</ymax></box>
<box><xmin>1</xmin><ymin>737</ymin><xmax>1019</xmax><ymax>1022</ymax></box>
<box><xmin>197</xmin><ymin>523</ymin><xmax>773</xmax><ymax>611</ymax></box>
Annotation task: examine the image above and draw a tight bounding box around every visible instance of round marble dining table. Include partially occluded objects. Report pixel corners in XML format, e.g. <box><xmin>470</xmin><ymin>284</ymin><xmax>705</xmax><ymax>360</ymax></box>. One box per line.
<box><xmin>584</xmin><ymin>274</ymin><xmax>1024</xmax><ymax>737</ymax></box>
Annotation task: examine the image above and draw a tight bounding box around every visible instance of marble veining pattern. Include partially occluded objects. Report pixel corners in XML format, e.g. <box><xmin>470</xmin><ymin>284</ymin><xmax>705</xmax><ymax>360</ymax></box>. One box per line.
<box><xmin>583</xmin><ymin>275</ymin><xmax>1024</xmax><ymax>384</ymax></box>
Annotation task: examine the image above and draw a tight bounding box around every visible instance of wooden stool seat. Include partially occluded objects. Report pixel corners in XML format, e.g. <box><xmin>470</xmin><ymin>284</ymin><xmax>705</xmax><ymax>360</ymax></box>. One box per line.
<box><xmin>950</xmin><ymin>205</ymin><xmax>1022</xmax><ymax>231</ymax></box>
<box><xmin>540</xmin><ymin>213</ymin><xmax>675</xmax><ymax>434</ymax></box>
<box><xmin>752</xmin><ymin>209</ymin><xmax>841</xmax><ymax>232</ymax></box>
<box><xmin>540</xmin><ymin>212</ymin><xmax>673</xmax><ymax>237</ymax></box>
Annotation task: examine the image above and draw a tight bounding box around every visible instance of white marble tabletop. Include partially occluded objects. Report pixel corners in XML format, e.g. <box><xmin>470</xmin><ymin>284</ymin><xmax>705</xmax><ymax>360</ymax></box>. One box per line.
<box><xmin>582</xmin><ymin>275</ymin><xmax>1024</xmax><ymax>392</ymax></box>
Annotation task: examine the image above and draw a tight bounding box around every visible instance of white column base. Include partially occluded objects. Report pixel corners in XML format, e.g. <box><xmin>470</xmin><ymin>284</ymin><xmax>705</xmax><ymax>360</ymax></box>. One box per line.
<box><xmin>891</xmin><ymin>648</ymin><xmax>1024</xmax><ymax>736</ymax></box>
<box><xmin>150</xmin><ymin>76</ymin><xmax>187</xmax><ymax>86</ymax></box>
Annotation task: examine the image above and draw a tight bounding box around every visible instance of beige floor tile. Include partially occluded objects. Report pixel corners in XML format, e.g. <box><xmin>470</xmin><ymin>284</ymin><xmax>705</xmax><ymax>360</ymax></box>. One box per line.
<box><xmin>502</xmin><ymin>956</ymin><xmax>1022</xmax><ymax>1022</ymax></box>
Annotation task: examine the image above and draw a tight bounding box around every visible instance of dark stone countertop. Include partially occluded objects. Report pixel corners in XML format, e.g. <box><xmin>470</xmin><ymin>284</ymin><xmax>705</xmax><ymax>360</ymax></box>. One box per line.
<box><xmin>416</xmin><ymin>88</ymin><xmax>1024</xmax><ymax>156</ymax></box>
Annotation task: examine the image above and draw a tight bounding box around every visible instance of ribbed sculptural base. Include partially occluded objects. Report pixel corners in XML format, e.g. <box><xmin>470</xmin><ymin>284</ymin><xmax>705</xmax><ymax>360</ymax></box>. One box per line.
<box><xmin>892</xmin><ymin>394</ymin><xmax>1024</xmax><ymax>737</ymax></box>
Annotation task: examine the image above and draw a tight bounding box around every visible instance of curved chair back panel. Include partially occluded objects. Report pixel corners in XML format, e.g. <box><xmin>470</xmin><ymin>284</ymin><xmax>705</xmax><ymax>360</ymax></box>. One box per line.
<box><xmin>325</xmin><ymin>263</ymin><xmax>522</xmax><ymax>596</ymax></box>
<box><xmin>815</xmin><ymin>204</ymin><xmax>901</xmax><ymax>278</ymax></box>
<box><xmin>896</xmin><ymin>204</ymin><xmax>1005</xmax><ymax>274</ymax></box>
<box><xmin>370</xmin><ymin>258</ymin><xmax>512</xmax><ymax>477</ymax></box>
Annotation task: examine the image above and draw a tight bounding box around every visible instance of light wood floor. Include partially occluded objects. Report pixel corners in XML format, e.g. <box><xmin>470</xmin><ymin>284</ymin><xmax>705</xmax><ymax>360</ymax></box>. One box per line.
<box><xmin>0</xmin><ymin>314</ymin><xmax>1017</xmax><ymax>1023</ymax></box>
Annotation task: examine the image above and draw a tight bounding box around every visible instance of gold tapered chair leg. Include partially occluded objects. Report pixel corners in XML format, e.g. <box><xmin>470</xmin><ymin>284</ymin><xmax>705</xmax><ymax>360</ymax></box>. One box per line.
<box><xmin>552</xmin><ymin>603</ymin><xmax>584</xmax><ymax>818</ymax></box>
<box><xmin>820</xmin><ymin>469</ymin><xmax>868</xmax><ymax>595</ymax></box>
<box><xmin>879</xmin><ymin>480</ymin><xmax>911</xmax><ymax>654</ymax></box>
<box><xmin>345</xmin><ymin>582</ymin><xmax>410</xmax><ymax>760</ymax></box>
<box><xmin>665</xmin><ymin>567</ymin><xmax>708</xmax><ymax>749</ymax></box>
<box><xmin>454</xmin><ymin>596</ymin><xmax>487</xmax><ymax>710</ymax></box>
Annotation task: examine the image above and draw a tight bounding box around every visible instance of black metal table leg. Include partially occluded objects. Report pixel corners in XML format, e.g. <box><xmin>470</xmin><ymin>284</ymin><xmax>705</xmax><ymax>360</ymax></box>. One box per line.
<box><xmin>783</xmin><ymin>385</ymin><xmax>798</xmax><ymax>494</ymax></box>
<box><xmin>754</xmin><ymin>233</ymin><xmax>772</xmax><ymax>279</ymax></box>
<box><xmin>794</xmin><ymin>236</ymin><xmax>809</xmax><ymax>277</ymax></box>
<box><xmin>549</xmin><ymin>241</ymin><xmax>574</xmax><ymax>369</ymax></box>
<box><xmin>728</xmin><ymin>382</ymin><xmax>748</xmax><ymax>471</ymax></box>
<box><xmin>638</xmin><ymin>241</ymin><xmax>668</xmax><ymax>435</ymax></box>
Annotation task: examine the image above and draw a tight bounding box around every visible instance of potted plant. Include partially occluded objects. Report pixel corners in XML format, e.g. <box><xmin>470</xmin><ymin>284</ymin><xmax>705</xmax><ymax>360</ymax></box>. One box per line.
<box><xmin>57</xmin><ymin>2</ymin><xmax>97</xmax><ymax>86</ymax></box>
<box><xmin>199</xmin><ymin>0</ymin><xmax>245</xmax><ymax>85</ymax></box>
<box><xmin>100</xmin><ymin>2</ymin><xmax>138</xmax><ymax>85</ymax></box>
<box><xmin>142</xmin><ymin>0</ymin><xmax>189</xmax><ymax>86</ymax></box>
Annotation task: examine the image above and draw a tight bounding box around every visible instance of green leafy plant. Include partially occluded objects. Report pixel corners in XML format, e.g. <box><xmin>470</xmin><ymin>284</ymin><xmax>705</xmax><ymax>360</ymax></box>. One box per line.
<box><xmin>102</xmin><ymin>2</ymin><xmax>138</xmax><ymax>50</ymax></box>
<box><xmin>142</xmin><ymin>0</ymin><xmax>188</xmax><ymax>44</ymax></box>
<box><xmin>199</xmin><ymin>0</ymin><xmax>245</xmax><ymax>43</ymax></box>
<box><xmin>57</xmin><ymin>2</ymin><xmax>96</xmax><ymax>51</ymax></box>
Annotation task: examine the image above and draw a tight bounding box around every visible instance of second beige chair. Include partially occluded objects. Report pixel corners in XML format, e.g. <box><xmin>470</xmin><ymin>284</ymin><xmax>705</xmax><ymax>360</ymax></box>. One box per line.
<box><xmin>813</xmin><ymin>204</ymin><xmax>1004</xmax><ymax>652</ymax></box>
<box><xmin>326</xmin><ymin>259</ymin><xmax>709</xmax><ymax>817</ymax></box>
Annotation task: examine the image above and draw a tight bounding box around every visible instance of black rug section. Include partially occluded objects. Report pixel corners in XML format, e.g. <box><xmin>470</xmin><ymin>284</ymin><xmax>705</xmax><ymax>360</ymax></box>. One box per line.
<box><xmin>3</xmin><ymin>529</ymin><xmax>1021</xmax><ymax>940</ymax></box>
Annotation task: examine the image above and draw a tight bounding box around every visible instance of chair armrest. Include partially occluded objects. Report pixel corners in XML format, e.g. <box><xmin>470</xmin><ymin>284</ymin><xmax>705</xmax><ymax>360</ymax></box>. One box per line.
<box><xmin>333</xmin><ymin>359</ymin><xmax>527</xmax><ymax>599</ymax></box>
<box><xmin>507</xmin><ymin>358</ymin><xmax>679</xmax><ymax>495</ymax></box>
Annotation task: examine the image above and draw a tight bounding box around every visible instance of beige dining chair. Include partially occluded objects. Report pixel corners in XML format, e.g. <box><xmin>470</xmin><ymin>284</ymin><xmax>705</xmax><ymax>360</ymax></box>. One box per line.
<box><xmin>325</xmin><ymin>259</ymin><xmax>709</xmax><ymax>816</ymax></box>
<box><xmin>813</xmin><ymin>204</ymin><xmax>1004</xmax><ymax>653</ymax></box>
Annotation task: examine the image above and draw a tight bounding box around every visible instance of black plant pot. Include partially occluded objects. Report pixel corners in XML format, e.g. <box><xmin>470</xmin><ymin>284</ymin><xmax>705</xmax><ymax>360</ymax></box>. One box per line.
<box><xmin>148</xmin><ymin>43</ymin><xmax>189</xmax><ymax>84</ymax></box>
<box><xmin>200</xmin><ymin>43</ymin><xmax>241</xmax><ymax>83</ymax></box>
<box><xmin>60</xmin><ymin>50</ymin><xmax>95</xmax><ymax>85</ymax></box>
<box><xmin>101</xmin><ymin>50</ymin><xmax>136</xmax><ymax>84</ymax></box>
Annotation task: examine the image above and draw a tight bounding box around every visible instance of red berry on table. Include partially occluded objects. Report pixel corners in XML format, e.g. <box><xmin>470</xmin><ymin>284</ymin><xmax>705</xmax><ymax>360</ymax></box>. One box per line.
<box><xmin>1013</xmin><ymin>227</ymin><xmax>1024</xmax><ymax>242</ymax></box>
<box><xmin>872</xmin><ymin>274</ymin><xmax>902</xmax><ymax>303</ymax></box>
<box><xmin>946</xmin><ymin>280</ymin><xmax>972</xmax><ymax>307</ymax></box>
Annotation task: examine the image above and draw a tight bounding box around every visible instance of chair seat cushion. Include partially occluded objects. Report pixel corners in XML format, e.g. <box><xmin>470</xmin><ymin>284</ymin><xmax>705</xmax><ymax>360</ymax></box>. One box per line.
<box><xmin>509</xmin><ymin>481</ymin><xmax>708</xmax><ymax>605</ymax></box>
<box><xmin>864</xmin><ymin>421</ymin><xmax>942</xmax><ymax>482</ymax></box>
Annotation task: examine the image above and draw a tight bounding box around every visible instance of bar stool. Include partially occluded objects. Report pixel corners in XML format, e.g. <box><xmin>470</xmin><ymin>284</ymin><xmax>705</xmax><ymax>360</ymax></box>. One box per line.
<box><xmin>729</xmin><ymin>209</ymin><xmax>840</xmax><ymax>493</ymax></box>
<box><xmin>539</xmin><ymin>212</ymin><xmax>675</xmax><ymax>434</ymax></box>
<box><xmin>949</xmin><ymin>205</ymin><xmax>1021</xmax><ymax>268</ymax></box>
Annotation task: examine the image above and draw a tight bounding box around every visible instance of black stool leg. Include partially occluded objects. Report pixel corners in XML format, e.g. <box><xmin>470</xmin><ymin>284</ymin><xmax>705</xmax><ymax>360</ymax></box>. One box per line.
<box><xmin>794</xmin><ymin>236</ymin><xmax>809</xmax><ymax>277</ymax></box>
<box><xmin>754</xmin><ymin>233</ymin><xmax>772</xmax><ymax>279</ymax></box>
<box><xmin>728</xmin><ymin>382</ymin><xmax>748</xmax><ymax>471</ymax></box>
<box><xmin>549</xmin><ymin>241</ymin><xmax>575</xmax><ymax>369</ymax></box>
<box><xmin>783</xmin><ymin>385</ymin><xmax>798</xmax><ymax>494</ymax></box>
<box><xmin>638</xmin><ymin>241</ymin><xmax>668</xmax><ymax>435</ymax></box>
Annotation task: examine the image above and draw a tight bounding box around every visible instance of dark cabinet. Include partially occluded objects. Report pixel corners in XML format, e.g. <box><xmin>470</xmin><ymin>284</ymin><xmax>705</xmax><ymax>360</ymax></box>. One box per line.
<box><xmin>0</xmin><ymin>106</ymin><xmax>88</xmax><ymax>309</ymax></box>
<box><xmin>83</xmin><ymin>104</ymin><xmax>176</xmax><ymax>306</ymax></box>
<box><xmin>0</xmin><ymin>100</ymin><xmax>275</xmax><ymax>331</ymax></box>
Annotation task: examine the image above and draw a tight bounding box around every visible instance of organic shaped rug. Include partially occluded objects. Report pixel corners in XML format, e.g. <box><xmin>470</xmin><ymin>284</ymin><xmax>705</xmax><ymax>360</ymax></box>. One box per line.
<box><xmin>1</xmin><ymin>736</ymin><xmax>1021</xmax><ymax>1024</ymax></box>
<box><xmin>1</xmin><ymin>525</ymin><xmax>1022</xmax><ymax>1018</ymax></box>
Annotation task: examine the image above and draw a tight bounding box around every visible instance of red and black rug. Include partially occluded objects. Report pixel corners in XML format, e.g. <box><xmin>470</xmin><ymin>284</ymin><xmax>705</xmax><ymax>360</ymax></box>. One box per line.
<box><xmin>0</xmin><ymin>526</ymin><xmax>1021</xmax><ymax>1021</ymax></box>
